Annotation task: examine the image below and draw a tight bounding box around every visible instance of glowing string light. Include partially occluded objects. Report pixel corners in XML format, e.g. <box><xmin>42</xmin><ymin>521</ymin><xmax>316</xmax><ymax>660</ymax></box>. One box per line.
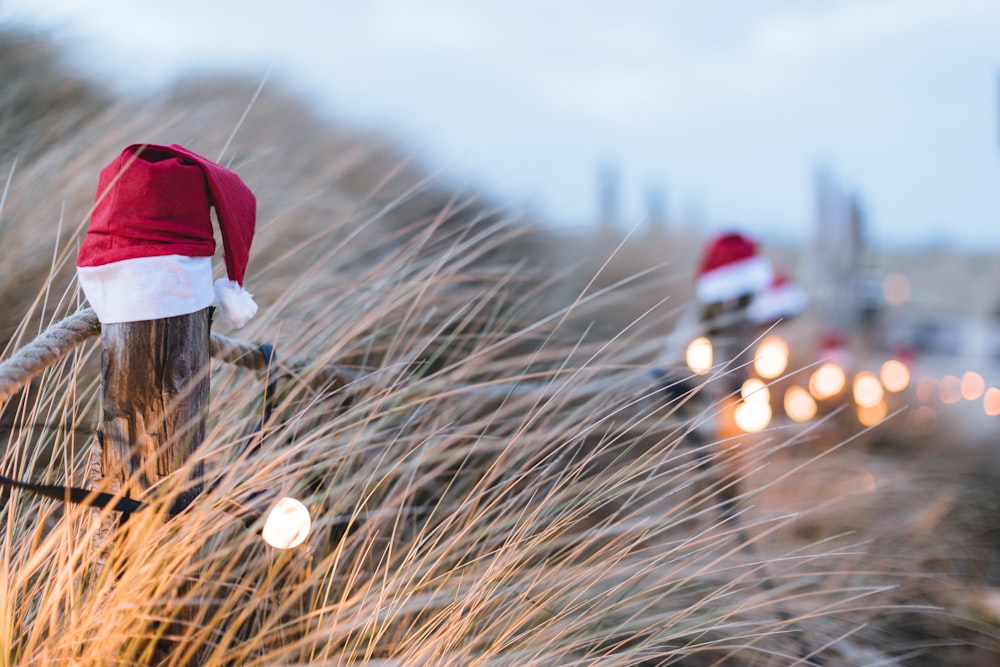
<box><xmin>961</xmin><ymin>371</ymin><xmax>985</xmax><ymax>401</ymax></box>
<box><xmin>753</xmin><ymin>336</ymin><xmax>789</xmax><ymax>380</ymax></box>
<box><xmin>853</xmin><ymin>372</ymin><xmax>884</xmax><ymax>408</ymax></box>
<box><xmin>809</xmin><ymin>362</ymin><xmax>846</xmax><ymax>400</ymax></box>
<box><xmin>984</xmin><ymin>388</ymin><xmax>1000</xmax><ymax>417</ymax></box>
<box><xmin>734</xmin><ymin>401</ymin><xmax>771</xmax><ymax>432</ymax></box>
<box><xmin>685</xmin><ymin>337</ymin><xmax>712</xmax><ymax>375</ymax></box>
<box><xmin>939</xmin><ymin>375</ymin><xmax>962</xmax><ymax>404</ymax></box>
<box><xmin>916</xmin><ymin>376</ymin><xmax>938</xmax><ymax>403</ymax></box>
<box><xmin>783</xmin><ymin>386</ymin><xmax>816</xmax><ymax>423</ymax></box>
<box><xmin>740</xmin><ymin>377</ymin><xmax>770</xmax><ymax>404</ymax></box>
<box><xmin>879</xmin><ymin>359</ymin><xmax>910</xmax><ymax>393</ymax></box>
<box><xmin>735</xmin><ymin>378</ymin><xmax>772</xmax><ymax>432</ymax></box>
<box><xmin>261</xmin><ymin>497</ymin><xmax>312</xmax><ymax>549</ymax></box>
<box><xmin>857</xmin><ymin>400</ymin><xmax>888</xmax><ymax>427</ymax></box>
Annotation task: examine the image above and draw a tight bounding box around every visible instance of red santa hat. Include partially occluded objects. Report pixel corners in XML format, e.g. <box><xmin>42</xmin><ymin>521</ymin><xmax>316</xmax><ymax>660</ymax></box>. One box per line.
<box><xmin>77</xmin><ymin>143</ymin><xmax>257</xmax><ymax>328</ymax></box>
<box><xmin>748</xmin><ymin>270</ymin><xmax>806</xmax><ymax>324</ymax></box>
<box><xmin>695</xmin><ymin>232</ymin><xmax>773</xmax><ymax>304</ymax></box>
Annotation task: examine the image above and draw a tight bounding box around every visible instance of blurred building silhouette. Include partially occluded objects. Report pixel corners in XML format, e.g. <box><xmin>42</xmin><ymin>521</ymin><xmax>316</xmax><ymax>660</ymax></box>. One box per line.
<box><xmin>597</xmin><ymin>162</ymin><xmax>620</xmax><ymax>237</ymax></box>
<box><xmin>645</xmin><ymin>183</ymin><xmax>669</xmax><ymax>238</ymax></box>
<box><xmin>807</xmin><ymin>166</ymin><xmax>872</xmax><ymax>334</ymax></box>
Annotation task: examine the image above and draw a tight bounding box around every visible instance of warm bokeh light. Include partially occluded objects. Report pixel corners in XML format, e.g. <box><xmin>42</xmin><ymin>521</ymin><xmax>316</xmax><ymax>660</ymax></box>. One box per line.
<box><xmin>753</xmin><ymin>335</ymin><xmax>789</xmax><ymax>379</ymax></box>
<box><xmin>734</xmin><ymin>401</ymin><xmax>772</xmax><ymax>432</ymax></box>
<box><xmin>853</xmin><ymin>371</ymin><xmax>884</xmax><ymax>408</ymax></box>
<box><xmin>961</xmin><ymin>371</ymin><xmax>985</xmax><ymax>401</ymax></box>
<box><xmin>984</xmin><ymin>387</ymin><xmax>1000</xmax><ymax>416</ymax></box>
<box><xmin>857</xmin><ymin>400</ymin><xmax>888</xmax><ymax>427</ymax></box>
<box><xmin>783</xmin><ymin>386</ymin><xmax>817</xmax><ymax>422</ymax></box>
<box><xmin>916</xmin><ymin>376</ymin><xmax>939</xmax><ymax>403</ymax></box>
<box><xmin>882</xmin><ymin>272</ymin><xmax>911</xmax><ymax>306</ymax></box>
<box><xmin>261</xmin><ymin>497</ymin><xmax>311</xmax><ymax>549</ymax></box>
<box><xmin>686</xmin><ymin>337</ymin><xmax>712</xmax><ymax>375</ymax></box>
<box><xmin>880</xmin><ymin>359</ymin><xmax>910</xmax><ymax>393</ymax></box>
<box><xmin>740</xmin><ymin>377</ymin><xmax>770</xmax><ymax>404</ymax></box>
<box><xmin>809</xmin><ymin>362</ymin><xmax>846</xmax><ymax>400</ymax></box>
<box><xmin>939</xmin><ymin>375</ymin><xmax>962</xmax><ymax>404</ymax></box>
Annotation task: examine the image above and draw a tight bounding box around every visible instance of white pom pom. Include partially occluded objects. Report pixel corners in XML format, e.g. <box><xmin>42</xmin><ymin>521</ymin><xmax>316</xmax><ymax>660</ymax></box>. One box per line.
<box><xmin>213</xmin><ymin>279</ymin><xmax>258</xmax><ymax>328</ymax></box>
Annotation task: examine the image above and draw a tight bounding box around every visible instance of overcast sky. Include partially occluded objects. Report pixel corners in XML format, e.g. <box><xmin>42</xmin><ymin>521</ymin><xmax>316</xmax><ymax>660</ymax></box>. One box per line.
<box><xmin>3</xmin><ymin>0</ymin><xmax>999</xmax><ymax>249</ymax></box>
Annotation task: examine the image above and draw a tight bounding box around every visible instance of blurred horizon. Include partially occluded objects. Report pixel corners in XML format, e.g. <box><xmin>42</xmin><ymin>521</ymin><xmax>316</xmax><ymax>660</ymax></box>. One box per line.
<box><xmin>1</xmin><ymin>0</ymin><xmax>999</xmax><ymax>251</ymax></box>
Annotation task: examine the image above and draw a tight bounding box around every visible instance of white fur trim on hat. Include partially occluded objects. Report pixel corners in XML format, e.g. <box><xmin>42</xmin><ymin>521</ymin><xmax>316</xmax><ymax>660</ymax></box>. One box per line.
<box><xmin>749</xmin><ymin>282</ymin><xmax>806</xmax><ymax>324</ymax></box>
<box><xmin>696</xmin><ymin>255</ymin><xmax>773</xmax><ymax>304</ymax></box>
<box><xmin>78</xmin><ymin>255</ymin><xmax>214</xmax><ymax>324</ymax></box>
<box><xmin>213</xmin><ymin>279</ymin><xmax>258</xmax><ymax>329</ymax></box>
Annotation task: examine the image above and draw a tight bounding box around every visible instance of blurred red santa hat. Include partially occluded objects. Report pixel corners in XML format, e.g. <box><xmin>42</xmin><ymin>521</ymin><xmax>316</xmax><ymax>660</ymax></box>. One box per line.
<box><xmin>695</xmin><ymin>231</ymin><xmax>773</xmax><ymax>304</ymax></box>
<box><xmin>77</xmin><ymin>143</ymin><xmax>257</xmax><ymax>328</ymax></box>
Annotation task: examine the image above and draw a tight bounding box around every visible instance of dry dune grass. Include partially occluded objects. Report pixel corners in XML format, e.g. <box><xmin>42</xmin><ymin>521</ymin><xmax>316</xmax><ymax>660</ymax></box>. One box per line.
<box><xmin>2</xmin><ymin>28</ymin><xmax>1000</xmax><ymax>666</ymax></box>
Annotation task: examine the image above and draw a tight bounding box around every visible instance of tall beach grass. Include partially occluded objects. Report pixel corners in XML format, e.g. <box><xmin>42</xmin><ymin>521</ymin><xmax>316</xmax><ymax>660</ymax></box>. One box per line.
<box><xmin>1</xmin><ymin>28</ymin><xmax>999</xmax><ymax>665</ymax></box>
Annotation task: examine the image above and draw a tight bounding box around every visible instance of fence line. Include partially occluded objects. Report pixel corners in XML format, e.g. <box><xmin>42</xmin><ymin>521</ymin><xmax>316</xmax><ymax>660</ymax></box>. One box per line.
<box><xmin>0</xmin><ymin>308</ymin><xmax>368</xmax><ymax>406</ymax></box>
<box><xmin>0</xmin><ymin>308</ymin><xmax>676</xmax><ymax>414</ymax></box>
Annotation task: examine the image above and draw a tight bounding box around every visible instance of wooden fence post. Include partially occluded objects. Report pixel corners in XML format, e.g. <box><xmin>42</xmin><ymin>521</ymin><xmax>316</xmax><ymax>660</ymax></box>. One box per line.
<box><xmin>92</xmin><ymin>309</ymin><xmax>210</xmax><ymax>530</ymax></box>
<box><xmin>87</xmin><ymin>309</ymin><xmax>211</xmax><ymax>662</ymax></box>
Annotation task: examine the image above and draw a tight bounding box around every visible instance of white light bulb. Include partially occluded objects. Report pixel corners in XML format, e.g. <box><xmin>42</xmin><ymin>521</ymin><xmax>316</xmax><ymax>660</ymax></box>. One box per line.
<box><xmin>734</xmin><ymin>401</ymin><xmax>772</xmax><ymax>433</ymax></box>
<box><xmin>261</xmin><ymin>497</ymin><xmax>311</xmax><ymax>549</ymax></box>
<box><xmin>754</xmin><ymin>336</ymin><xmax>789</xmax><ymax>380</ymax></box>
<box><xmin>685</xmin><ymin>337</ymin><xmax>713</xmax><ymax>375</ymax></box>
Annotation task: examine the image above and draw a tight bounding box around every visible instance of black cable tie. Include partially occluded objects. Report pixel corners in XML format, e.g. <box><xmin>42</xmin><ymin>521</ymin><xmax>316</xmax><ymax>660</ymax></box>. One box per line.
<box><xmin>0</xmin><ymin>474</ymin><xmax>147</xmax><ymax>514</ymax></box>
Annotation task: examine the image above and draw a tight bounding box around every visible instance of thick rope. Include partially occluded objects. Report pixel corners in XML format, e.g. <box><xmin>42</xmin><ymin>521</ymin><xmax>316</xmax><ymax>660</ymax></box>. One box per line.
<box><xmin>210</xmin><ymin>331</ymin><xmax>364</xmax><ymax>393</ymax></box>
<box><xmin>0</xmin><ymin>309</ymin><xmax>101</xmax><ymax>405</ymax></box>
<box><xmin>208</xmin><ymin>331</ymin><xmax>270</xmax><ymax>370</ymax></box>
<box><xmin>0</xmin><ymin>308</ymin><xmax>364</xmax><ymax>405</ymax></box>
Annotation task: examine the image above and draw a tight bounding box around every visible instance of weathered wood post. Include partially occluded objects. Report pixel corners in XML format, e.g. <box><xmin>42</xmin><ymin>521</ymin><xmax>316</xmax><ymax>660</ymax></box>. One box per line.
<box><xmin>94</xmin><ymin>311</ymin><xmax>211</xmax><ymax>533</ymax></box>
<box><xmin>76</xmin><ymin>142</ymin><xmax>257</xmax><ymax>659</ymax></box>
